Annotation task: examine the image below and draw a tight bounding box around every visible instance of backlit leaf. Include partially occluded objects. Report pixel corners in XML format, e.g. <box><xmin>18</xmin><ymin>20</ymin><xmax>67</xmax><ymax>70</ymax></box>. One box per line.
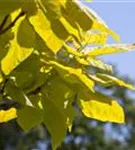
<box><xmin>87</xmin><ymin>57</ymin><xmax>113</xmax><ymax>73</ymax></box>
<box><xmin>28</xmin><ymin>8</ymin><xmax>64</xmax><ymax>53</ymax></box>
<box><xmin>87</xmin><ymin>43</ymin><xmax>135</xmax><ymax>57</ymax></box>
<box><xmin>78</xmin><ymin>90</ymin><xmax>125</xmax><ymax>123</ymax></box>
<box><xmin>1</xmin><ymin>10</ymin><xmax>34</xmax><ymax>75</ymax></box>
<box><xmin>96</xmin><ymin>73</ymin><xmax>135</xmax><ymax>90</ymax></box>
<box><xmin>0</xmin><ymin>108</ymin><xmax>17</xmax><ymax>123</ymax></box>
<box><xmin>82</xmin><ymin>32</ymin><xmax>108</xmax><ymax>46</ymax></box>
<box><xmin>50</xmin><ymin>61</ymin><xmax>95</xmax><ymax>92</ymax></box>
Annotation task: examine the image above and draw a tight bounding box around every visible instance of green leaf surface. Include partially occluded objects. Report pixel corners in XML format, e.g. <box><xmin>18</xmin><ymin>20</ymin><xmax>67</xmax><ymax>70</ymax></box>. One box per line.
<box><xmin>41</xmin><ymin>93</ymin><xmax>67</xmax><ymax>150</ymax></box>
<box><xmin>1</xmin><ymin>10</ymin><xmax>34</xmax><ymax>75</ymax></box>
<box><xmin>17</xmin><ymin>106</ymin><xmax>43</xmax><ymax>131</ymax></box>
<box><xmin>5</xmin><ymin>79</ymin><xmax>33</xmax><ymax>107</ymax></box>
<box><xmin>50</xmin><ymin>61</ymin><xmax>95</xmax><ymax>92</ymax></box>
<box><xmin>40</xmin><ymin>76</ymin><xmax>75</xmax><ymax>149</ymax></box>
<box><xmin>28</xmin><ymin>8</ymin><xmax>64</xmax><ymax>54</ymax></box>
<box><xmin>0</xmin><ymin>0</ymin><xmax>21</xmax><ymax>15</ymax></box>
<box><xmin>11</xmin><ymin>54</ymin><xmax>40</xmax><ymax>90</ymax></box>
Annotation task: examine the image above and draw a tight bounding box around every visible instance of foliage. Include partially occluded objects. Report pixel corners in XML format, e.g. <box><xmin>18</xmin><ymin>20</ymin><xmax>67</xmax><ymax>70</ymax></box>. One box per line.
<box><xmin>0</xmin><ymin>0</ymin><xmax>135</xmax><ymax>149</ymax></box>
<box><xmin>0</xmin><ymin>73</ymin><xmax>135</xmax><ymax>150</ymax></box>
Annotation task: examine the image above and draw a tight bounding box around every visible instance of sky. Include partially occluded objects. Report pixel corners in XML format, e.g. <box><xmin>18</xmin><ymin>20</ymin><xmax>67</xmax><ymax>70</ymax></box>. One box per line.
<box><xmin>83</xmin><ymin>0</ymin><xmax>135</xmax><ymax>79</ymax></box>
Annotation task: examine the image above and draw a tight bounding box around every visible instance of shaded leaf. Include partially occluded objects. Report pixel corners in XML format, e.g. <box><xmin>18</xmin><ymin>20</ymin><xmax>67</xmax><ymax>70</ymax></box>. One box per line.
<box><xmin>17</xmin><ymin>106</ymin><xmax>43</xmax><ymax>131</ymax></box>
<box><xmin>41</xmin><ymin>93</ymin><xmax>67</xmax><ymax>150</ymax></box>
<box><xmin>5</xmin><ymin>78</ymin><xmax>32</xmax><ymax>106</ymax></box>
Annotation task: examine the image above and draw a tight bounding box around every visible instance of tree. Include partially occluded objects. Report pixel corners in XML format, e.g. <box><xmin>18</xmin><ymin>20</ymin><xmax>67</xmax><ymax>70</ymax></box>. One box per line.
<box><xmin>0</xmin><ymin>0</ymin><xmax>135</xmax><ymax>149</ymax></box>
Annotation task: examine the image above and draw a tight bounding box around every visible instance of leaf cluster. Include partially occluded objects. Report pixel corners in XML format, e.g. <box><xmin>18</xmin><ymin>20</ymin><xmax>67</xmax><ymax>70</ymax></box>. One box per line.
<box><xmin>0</xmin><ymin>0</ymin><xmax>135</xmax><ymax>149</ymax></box>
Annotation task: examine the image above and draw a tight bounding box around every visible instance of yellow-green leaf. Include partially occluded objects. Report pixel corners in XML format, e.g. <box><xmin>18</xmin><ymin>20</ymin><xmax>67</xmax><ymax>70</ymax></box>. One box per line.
<box><xmin>61</xmin><ymin>0</ymin><xmax>93</xmax><ymax>31</ymax></box>
<box><xmin>1</xmin><ymin>10</ymin><xmax>34</xmax><ymax>75</ymax></box>
<box><xmin>87</xmin><ymin>57</ymin><xmax>113</xmax><ymax>73</ymax></box>
<box><xmin>96</xmin><ymin>73</ymin><xmax>135</xmax><ymax>90</ymax></box>
<box><xmin>0</xmin><ymin>72</ymin><xmax>3</xmax><ymax>83</ymax></box>
<box><xmin>63</xmin><ymin>43</ymin><xmax>83</xmax><ymax>57</ymax></box>
<box><xmin>59</xmin><ymin>17</ymin><xmax>81</xmax><ymax>43</ymax></box>
<box><xmin>40</xmin><ymin>0</ymin><xmax>66</xmax><ymax>18</ymax></box>
<box><xmin>78</xmin><ymin>90</ymin><xmax>125</xmax><ymax>123</ymax></box>
<box><xmin>28</xmin><ymin>8</ymin><xmax>64</xmax><ymax>54</ymax></box>
<box><xmin>50</xmin><ymin>61</ymin><xmax>95</xmax><ymax>92</ymax></box>
<box><xmin>82</xmin><ymin>32</ymin><xmax>108</xmax><ymax>46</ymax></box>
<box><xmin>88</xmin><ymin>74</ymin><xmax>108</xmax><ymax>86</ymax></box>
<box><xmin>0</xmin><ymin>108</ymin><xmax>17</xmax><ymax>123</ymax></box>
<box><xmin>87</xmin><ymin>43</ymin><xmax>135</xmax><ymax>57</ymax></box>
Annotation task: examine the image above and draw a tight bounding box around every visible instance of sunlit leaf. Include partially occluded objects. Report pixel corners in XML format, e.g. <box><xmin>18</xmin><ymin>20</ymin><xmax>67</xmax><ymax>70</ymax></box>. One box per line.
<box><xmin>50</xmin><ymin>61</ymin><xmax>95</xmax><ymax>92</ymax></box>
<box><xmin>82</xmin><ymin>32</ymin><xmax>108</xmax><ymax>46</ymax></box>
<box><xmin>1</xmin><ymin>10</ymin><xmax>34</xmax><ymax>75</ymax></box>
<box><xmin>96</xmin><ymin>73</ymin><xmax>135</xmax><ymax>90</ymax></box>
<box><xmin>28</xmin><ymin>8</ymin><xmax>64</xmax><ymax>53</ymax></box>
<box><xmin>87</xmin><ymin>57</ymin><xmax>113</xmax><ymax>73</ymax></box>
<box><xmin>0</xmin><ymin>108</ymin><xmax>17</xmax><ymax>123</ymax></box>
<box><xmin>78</xmin><ymin>90</ymin><xmax>125</xmax><ymax>123</ymax></box>
<box><xmin>0</xmin><ymin>1</ymin><xmax>134</xmax><ymax>149</ymax></box>
<box><xmin>87</xmin><ymin>43</ymin><xmax>135</xmax><ymax>57</ymax></box>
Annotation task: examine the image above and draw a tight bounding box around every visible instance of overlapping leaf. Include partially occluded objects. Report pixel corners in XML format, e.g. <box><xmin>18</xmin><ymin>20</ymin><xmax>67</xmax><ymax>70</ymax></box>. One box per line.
<box><xmin>1</xmin><ymin>10</ymin><xmax>35</xmax><ymax>75</ymax></box>
<box><xmin>96</xmin><ymin>73</ymin><xmax>135</xmax><ymax>90</ymax></box>
<box><xmin>50</xmin><ymin>61</ymin><xmax>95</xmax><ymax>92</ymax></box>
<box><xmin>78</xmin><ymin>89</ymin><xmax>125</xmax><ymax>123</ymax></box>
<box><xmin>17</xmin><ymin>106</ymin><xmax>43</xmax><ymax>131</ymax></box>
<box><xmin>41</xmin><ymin>95</ymin><xmax>67</xmax><ymax>150</ymax></box>
<box><xmin>0</xmin><ymin>1</ymin><xmax>135</xmax><ymax>150</ymax></box>
<box><xmin>87</xmin><ymin>43</ymin><xmax>135</xmax><ymax>57</ymax></box>
<box><xmin>40</xmin><ymin>76</ymin><xmax>75</xmax><ymax>149</ymax></box>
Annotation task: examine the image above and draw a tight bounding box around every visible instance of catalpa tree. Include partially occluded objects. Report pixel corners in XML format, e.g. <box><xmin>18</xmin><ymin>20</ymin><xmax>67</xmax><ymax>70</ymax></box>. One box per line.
<box><xmin>0</xmin><ymin>0</ymin><xmax>135</xmax><ymax>149</ymax></box>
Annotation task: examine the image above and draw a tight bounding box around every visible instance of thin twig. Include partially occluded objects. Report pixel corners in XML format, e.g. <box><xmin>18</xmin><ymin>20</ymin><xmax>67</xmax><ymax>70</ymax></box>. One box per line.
<box><xmin>0</xmin><ymin>11</ymin><xmax>25</xmax><ymax>35</ymax></box>
<box><xmin>0</xmin><ymin>14</ymin><xmax>10</xmax><ymax>31</ymax></box>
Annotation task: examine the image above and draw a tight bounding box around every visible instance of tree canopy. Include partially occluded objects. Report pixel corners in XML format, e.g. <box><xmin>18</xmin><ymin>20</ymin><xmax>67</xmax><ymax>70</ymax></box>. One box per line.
<box><xmin>0</xmin><ymin>0</ymin><xmax>135</xmax><ymax>149</ymax></box>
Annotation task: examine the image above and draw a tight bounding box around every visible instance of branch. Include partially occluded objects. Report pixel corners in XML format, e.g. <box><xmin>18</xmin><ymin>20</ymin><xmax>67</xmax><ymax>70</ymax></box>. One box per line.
<box><xmin>0</xmin><ymin>98</ymin><xmax>22</xmax><ymax>110</ymax></box>
<box><xmin>0</xmin><ymin>11</ymin><xmax>25</xmax><ymax>35</ymax></box>
<box><xmin>0</xmin><ymin>14</ymin><xmax>10</xmax><ymax>31</ymax></box>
